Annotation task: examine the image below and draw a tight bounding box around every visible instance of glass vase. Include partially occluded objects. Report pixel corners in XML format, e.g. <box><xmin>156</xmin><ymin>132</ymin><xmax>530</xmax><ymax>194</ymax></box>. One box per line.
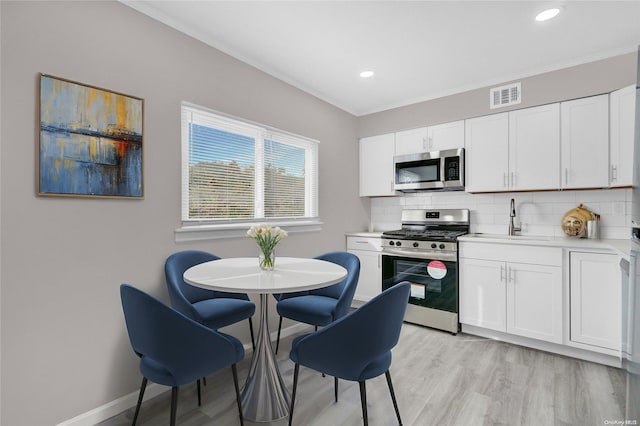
<box><xmin>259</xmin><ymin>249</ymin><xmax>275</xmax><ymax>271</ymax></box>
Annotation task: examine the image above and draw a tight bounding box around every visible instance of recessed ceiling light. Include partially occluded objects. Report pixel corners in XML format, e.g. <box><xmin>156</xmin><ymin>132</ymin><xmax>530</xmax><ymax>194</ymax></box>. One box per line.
<box><xmin>535</xmin><ymin>7</ymin><xmax>561</xmax><ymax>22</ymax></box>
<box><xmin>360</xmin><ymin>71</ymin><xmax>375</xmax><ymax>78</ymax></box>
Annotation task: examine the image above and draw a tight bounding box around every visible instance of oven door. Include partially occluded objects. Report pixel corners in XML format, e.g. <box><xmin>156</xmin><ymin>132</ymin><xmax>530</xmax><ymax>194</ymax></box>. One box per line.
<box><xmin>382</xmin><ymin>252</ymin><xmax>458</xmax><ymax>313</ymax></box>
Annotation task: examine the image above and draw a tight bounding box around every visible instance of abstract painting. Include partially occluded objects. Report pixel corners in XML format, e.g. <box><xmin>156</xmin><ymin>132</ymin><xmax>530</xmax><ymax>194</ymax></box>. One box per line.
<box><xmin>38</xmin><ymin>74</ymin><xmax>143</xmax><ymax>198</ymax></box>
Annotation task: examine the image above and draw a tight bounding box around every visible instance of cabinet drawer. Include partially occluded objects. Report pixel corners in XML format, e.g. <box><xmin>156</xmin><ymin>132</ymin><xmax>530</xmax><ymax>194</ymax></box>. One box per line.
<box><xmin>347</xmin><ymin>236</ymin><xmax>382</xmax><ymax>251</ymax></box>
<box><xmin>459</xmin><ymin>242</ymin><xmax>562</xmax><ymax>266</ymax></box>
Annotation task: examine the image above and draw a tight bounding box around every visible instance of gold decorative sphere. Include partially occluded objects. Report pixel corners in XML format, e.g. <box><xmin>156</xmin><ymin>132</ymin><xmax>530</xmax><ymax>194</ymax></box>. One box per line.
<box><xmin>561</xmin><ymin>204</ymin><xmax>594</xmax><ymax>238</ymax></box>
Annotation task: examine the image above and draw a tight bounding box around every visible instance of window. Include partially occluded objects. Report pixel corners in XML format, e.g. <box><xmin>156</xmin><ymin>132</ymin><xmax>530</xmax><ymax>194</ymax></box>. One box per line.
<box><xmin>178</xmin><ymin>103</ymin><xmax>319</xmax><ymax>240</ymax></box>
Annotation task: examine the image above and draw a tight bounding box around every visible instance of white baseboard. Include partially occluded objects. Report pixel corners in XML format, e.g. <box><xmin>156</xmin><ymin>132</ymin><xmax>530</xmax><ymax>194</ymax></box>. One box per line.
<box><xmin>55</xmin><ymin>382</ymin><xmax>167</xmax><ymax>426</ymax></box>
<box><xmin>57</xmin><ymin>323</ymin><xmax>312</xmax><ymax>426</ymax></box>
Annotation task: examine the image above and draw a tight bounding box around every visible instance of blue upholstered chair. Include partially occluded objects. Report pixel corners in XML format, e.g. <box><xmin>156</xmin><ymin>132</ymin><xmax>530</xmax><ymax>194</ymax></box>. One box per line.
<box><xmin>274</xmin><ymin>251</ymin><xmax>360</xmax><ymax>354</ymax></box>
<box><xmin>120</xmin><ymin>284</ymin><xmax>245</xmax><ymax>426</ymax></box>
<box><xmin>165</xmin><ymin>250</ymin><xmax>256</xmax><ymax>349</ymax></box>
<box><xmin>288</xmin><ymin>281</ymin><xmax>410</xmax><ymax>426</ymax></box>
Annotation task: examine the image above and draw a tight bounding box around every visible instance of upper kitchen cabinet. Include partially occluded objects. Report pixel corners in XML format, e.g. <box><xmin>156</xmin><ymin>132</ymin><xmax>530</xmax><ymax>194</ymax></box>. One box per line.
<box><xmin>561</xmin><ymin>94</ymin><xmax>609</xmax><ymax>189</ymax></box>
<box><xmin>465</xmin><ymin>104</ymin><xmax>559</xmax><ymax>192</ymax></box>
<box><xmin>427</xmin><ymin>120</ymin><xmax>465</xmax><ymax>151</ymax></box>
<box><xmin>610</xmin><ymin>85</ymin><xmax>636</xmax><ymax>187</ymax></box>
<box><xmin>395</xmin><ymin>127</ymin><xmax>428</xmax><ymax>156</ymax></box>
<box><xmin>465</xmin><ymin>112</ymin><xmax>509</xmax><ymax>192</ymax></box>
<box><xmin>509</xmin><ymin>103</ymin><xmax>560</xmax><ymax>191</ymax></box>
<box><xmin>395</xmin><ymin>120</ymin><xmax>464</xmax><ymax>156</ymax></box>
<box><xmin>359</xmin><ymin>133</ymin><xmax>396</xmax><ymax>197</ymax></box>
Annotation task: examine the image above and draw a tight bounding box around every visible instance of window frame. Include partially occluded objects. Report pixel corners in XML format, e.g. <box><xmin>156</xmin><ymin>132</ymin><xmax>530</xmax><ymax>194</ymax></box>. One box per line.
<box><xmin>176</xmin><ymin>102</ymin><xmax>321</xmax><ymax>242</ymax></box>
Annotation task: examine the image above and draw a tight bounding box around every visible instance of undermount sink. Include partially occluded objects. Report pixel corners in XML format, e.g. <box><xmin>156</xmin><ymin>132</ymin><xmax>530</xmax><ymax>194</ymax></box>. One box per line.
<box><xmin>466</xmin><ymin>233</ymin><xmax>553</xmax><ymax>241</ymax></box>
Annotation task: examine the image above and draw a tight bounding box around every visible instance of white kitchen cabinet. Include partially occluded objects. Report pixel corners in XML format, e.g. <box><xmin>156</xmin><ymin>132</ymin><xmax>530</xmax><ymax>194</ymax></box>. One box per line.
<box><xmin>464</xmin><ymin>112</ymin><xmax>509</xmax><ymax>192</ymax></box>
<box><xmin>459</xmin><ymin>258</ymin><xmax>506</xmax><ymax>331</ymax></box>
<box><xmin>610</xmin><ymin>85</ymin><xmax>636</xmax><ymax>187</ymax></box>
<box><xmin>569</xmin><ymin>251</ymin><xmax>621</xmax><ymax>352</ymax></box>
<box><xmin>395</xmin><ymin>127</ymin><xmax>428</xmax><ymax>156</ymax></box>
<box><xmin>509</xmin><ymin>103</ymin><xmax>560</xmax><ymax>191</ymax></box>
<box><xmin>459</xmin><ymin>242</ymin><xmax>563</xmax><ymax>344</ymax></box>
<box><xmin>427</xmin><ymin>120</ymin><xmax>465</xmax><ymax>151</ymax></box>
<box><xmin>395</xmin><ymin>120</ymin><xmax>465</xmax><ymax>156</ymax></box>
<box><xmin>561</xmin><ymin>95</ymin><xmax>609</xmax><ymax>189</ymax></box>
<box><xmin>359</xmin><ymin>133</ymin><xmax>396</xmax><ymax>197</ymax></box>
<box><xmin>506</xmin><ymin>262</ymin><xmax>563</xmax><ymax>343</ymax></box>
<box><xmin>466</xmin><ymin>104</ymin><xmax>560</xmax><ymax>192</ymax></box>
<box><xmin>346</xmin><ymin>236</ymin><xmax>382</xmax><ymax>303</ymax></box>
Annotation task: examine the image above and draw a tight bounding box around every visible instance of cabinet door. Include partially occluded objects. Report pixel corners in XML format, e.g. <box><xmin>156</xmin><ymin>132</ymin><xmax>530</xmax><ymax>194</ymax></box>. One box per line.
<box><xmin>427</xmin><ymin>120</ymin><xmax>465</xmax><ymax>151</ymax></box>
<box><xmin>349</xmin><ymin>249</ymin><xmax>381</xmax><ymax>302</ymax></box>
<box><xmin>509</xmin><ymin>103</ymin><xmax>560</xmax><ymax>191</ymax></box>
<box><xmin>570</xmin><ymin>252</ymin><xmax>621</xmax><ymax>350</ymax></box>
<box><xmin>359</xmin><ymin>134</ymin><xmax>396</xmax><ymax>196</ymax></box>
<box><xmin>561</xmin><ymin>95</ymin><xmax>609</xmax><ymax>189</ymax></box>
<box><xmin>465</xmin><ymin>112</ymin><xmax>509</xmax><ymax>192</ymax></box>
<box><xmin>395</xmin><ymin>127</ymin><xmax>428</xmax><ymax>156</ymax></box>
<box><xmin>459</xmin><ymin>258</ymin><xmax>506</xmax><ymax>332</ymax></box>
<box><xmin>610</xmin><ymin>85</ymin><xmax>636</xmax><ymax>187</ymax></box>
<box><xmin>506</xmin><ymin>263</ymin><xmax>563</xmax><ymax>344</ymax></box>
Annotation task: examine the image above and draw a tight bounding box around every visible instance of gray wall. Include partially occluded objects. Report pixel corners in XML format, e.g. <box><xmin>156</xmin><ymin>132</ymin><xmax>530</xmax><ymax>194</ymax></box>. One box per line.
<box><xmin>0</xmin><ymin>2</ymin><xmax>365</xmax><ymax>424</ymax></box>
<box><xmin>358</xmin><ymin>51</ymin><xmax>638</xmax><ymax>137</ymax></box>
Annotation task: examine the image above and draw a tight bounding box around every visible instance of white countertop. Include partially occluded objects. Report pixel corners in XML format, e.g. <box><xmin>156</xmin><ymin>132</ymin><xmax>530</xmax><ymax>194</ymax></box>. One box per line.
<box><xmin>345</xmin><ymin>231</ymin><xmax>383</xmax><ymax>238</ymax></box>
<box><xmin>458</xmin><ymin>233</ymin><xmax>630</xmax><ymax>258</ymax></box>
<box><xmin>346</xmin><ymin>230</ymin><xmax>630</xmax><ymax>259</ymax></box>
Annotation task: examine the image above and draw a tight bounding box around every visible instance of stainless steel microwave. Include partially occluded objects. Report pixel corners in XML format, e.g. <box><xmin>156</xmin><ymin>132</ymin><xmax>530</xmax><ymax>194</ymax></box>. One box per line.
<box><xmin>393</xmin><ymin>148</ymin><xmax>465</xmax><ymax>192</ymax></box>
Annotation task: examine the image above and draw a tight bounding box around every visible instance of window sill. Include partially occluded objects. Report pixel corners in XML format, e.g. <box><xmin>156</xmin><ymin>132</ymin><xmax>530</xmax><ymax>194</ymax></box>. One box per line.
<box><xmin>175</xmin><ymin>219</ymin><xmax>323</xmax><ymax>242</ymax></box>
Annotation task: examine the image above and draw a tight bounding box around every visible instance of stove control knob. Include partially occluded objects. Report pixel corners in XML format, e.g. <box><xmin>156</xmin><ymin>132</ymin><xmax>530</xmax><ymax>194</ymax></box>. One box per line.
<box><xmin>396</xmin><ymin>241</ymin><xmax>402</xmax><ymax>247</ymax></box>
<box><xmin>413</xmin><ymin>242</ymin><xmax>419</xmax><ymax>248</ymax></box>
<box><xmin>439</xmin><ymin>244</ymin><xmax>446</xmax><ymax>249</ymax></box>
<box><xmin>431</xmin><ymin>243</ymin><xmax>437</xmax><ymax>249</ymax></box>
<box><xmin>389</xmin><ymin>240</ymin><xmax>395</xmax><ymax>246</ymax></box>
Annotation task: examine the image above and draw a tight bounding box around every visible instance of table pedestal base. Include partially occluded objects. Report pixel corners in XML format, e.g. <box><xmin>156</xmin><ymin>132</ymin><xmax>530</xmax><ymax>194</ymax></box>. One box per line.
<box><xmin>241</xmin><ymin>294</ymin><xmax>290</xmax><ymax>422</ymax></box>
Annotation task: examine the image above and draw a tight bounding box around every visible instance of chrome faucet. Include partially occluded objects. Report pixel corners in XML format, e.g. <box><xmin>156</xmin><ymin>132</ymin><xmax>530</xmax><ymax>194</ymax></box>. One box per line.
<box><xmin>508</xmin><ymin>198</ymin><xmax>521</xmax><ymax>236</ymax></box>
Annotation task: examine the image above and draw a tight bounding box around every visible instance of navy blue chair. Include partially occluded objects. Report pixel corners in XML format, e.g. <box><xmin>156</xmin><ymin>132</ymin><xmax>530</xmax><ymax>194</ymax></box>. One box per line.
<box><xmin>165</xmin><ymin>250</ymin><xmax>256</xmax><ymax>349</ymax></box>
<box><xmin>288</xmin><ymin>281</ymin><xmax>410</xmax><ymax>426</ymax></box>
<box><xmin>120</xmin><ymin>284</ymin><xmax>245</xmax><ymax>426</ymax></box>
<box><xmin>274</xmin><ymin>251</ymin><xmax>360</xmax><ymax>354</ymax></box>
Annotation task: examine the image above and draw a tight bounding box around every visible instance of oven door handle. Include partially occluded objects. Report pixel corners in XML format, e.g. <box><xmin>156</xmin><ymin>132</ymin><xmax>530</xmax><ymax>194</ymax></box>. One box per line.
<box><xmin>381</xmin><ymin>249</ymin><xmax>457</xmax><ymax>262</ymax></box>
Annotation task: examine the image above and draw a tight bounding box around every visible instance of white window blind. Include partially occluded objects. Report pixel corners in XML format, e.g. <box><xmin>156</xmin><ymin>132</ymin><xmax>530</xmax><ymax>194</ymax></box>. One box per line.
<box><xmin>181</xmin><ymin>103</ymin><xmax>319</xmax><ymax>226</ymax></box>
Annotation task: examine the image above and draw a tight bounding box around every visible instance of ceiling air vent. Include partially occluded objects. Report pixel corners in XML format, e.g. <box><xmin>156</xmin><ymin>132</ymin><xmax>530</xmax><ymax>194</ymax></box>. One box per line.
<box><xmin>490</xmin><ymin>82</ymin><xmax>521</xmax><ymax>109</ymax></box>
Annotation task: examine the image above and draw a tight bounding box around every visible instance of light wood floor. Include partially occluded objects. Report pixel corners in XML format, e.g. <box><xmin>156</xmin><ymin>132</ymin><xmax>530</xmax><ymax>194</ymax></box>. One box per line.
<box><xmin>100</xmin><ymin>323</ymin><xmax>626</xmax><ymax>426</ymax></box>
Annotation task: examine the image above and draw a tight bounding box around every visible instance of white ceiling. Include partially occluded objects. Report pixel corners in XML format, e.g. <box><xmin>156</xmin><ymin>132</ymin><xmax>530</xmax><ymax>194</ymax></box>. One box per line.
<box><xmin>123</xmin><ymin>1</ymin><xmax>640</xmax><ymax>116</ymax></box>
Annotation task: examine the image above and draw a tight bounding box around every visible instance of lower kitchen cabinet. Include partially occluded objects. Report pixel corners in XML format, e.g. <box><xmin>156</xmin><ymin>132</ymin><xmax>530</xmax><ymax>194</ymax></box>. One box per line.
<box><xmin>506</xmin><ymin>262</ymin><xmax>563</xmax><ymax>343</ymax></box>
<box><xmin>346</xmin><ymin>235</ymin><xmax>382</xmax><ymax>303</ymax></box>
<box><xmin>569</xmin><ymin>251</ymin><xmax>621</xmax><ymax>352</ymax></box>
<box><xmin>459</xmin><ymin>242</ymin><xmax>563</xmax><ymax>344</ymax></box>
<box><xmin>459</xmin><ymin>258</ymin><xmax>506</xmax><ymax>331</ymax></box>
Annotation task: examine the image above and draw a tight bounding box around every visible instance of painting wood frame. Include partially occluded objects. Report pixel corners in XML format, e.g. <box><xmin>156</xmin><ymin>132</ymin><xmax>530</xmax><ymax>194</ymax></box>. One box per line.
<box><xmin>38</xmin><ymin>74</ymin><xmax>144</xmax><ymax>198</ymax></box>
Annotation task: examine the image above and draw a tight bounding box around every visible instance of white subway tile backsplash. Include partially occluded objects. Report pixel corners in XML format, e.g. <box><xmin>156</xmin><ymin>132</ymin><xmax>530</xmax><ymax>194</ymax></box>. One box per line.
<box><xmin>369</xmin><ymin>189</ymin><xmax>631</xmax><ymax>239</ymax></box>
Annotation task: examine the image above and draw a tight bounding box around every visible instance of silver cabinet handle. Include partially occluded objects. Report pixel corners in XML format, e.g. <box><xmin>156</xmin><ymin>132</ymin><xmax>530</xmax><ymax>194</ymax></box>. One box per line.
<box><xmin>500</xmin><ymin>264</ymin><xmax>505</xmax><ymax>282</ymax></box>
<box><xmin>503</xmin><ymin>172</ymin><xmax>508</xmax><ymax>188</ymax></box>
<box><xmin>565</xmin><ymin>168</ymin><xmax>569</xmax><ymax>186</ymax></box>
<box><xmin>612</xmin><ymin>165</ymin><xmax>618</xmax><ymax>182</ymax></box>
<box><xmin>510</xmin><ymin>172</ymin><xmax>515</xmax><ymax>187</ymax></box>
<box><xmin>509</xmin><ymin>266</ymin><xmax>515</xmax><ymax>283</ymax></box>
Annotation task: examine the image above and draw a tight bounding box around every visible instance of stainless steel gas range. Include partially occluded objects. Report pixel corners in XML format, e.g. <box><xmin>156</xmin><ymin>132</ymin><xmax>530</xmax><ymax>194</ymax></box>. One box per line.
<box><xmin>381</xmin><ymin>209</ymin><xmax>470</xmax><ymax>334</ymax></box>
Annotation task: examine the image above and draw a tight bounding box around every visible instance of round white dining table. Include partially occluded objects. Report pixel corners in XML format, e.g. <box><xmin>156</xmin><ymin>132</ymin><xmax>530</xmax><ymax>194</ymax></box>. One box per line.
<box><xmin>183</xmin><ymin>257</ymin><xmax>348</xmax><ymax>422</ymax></box>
